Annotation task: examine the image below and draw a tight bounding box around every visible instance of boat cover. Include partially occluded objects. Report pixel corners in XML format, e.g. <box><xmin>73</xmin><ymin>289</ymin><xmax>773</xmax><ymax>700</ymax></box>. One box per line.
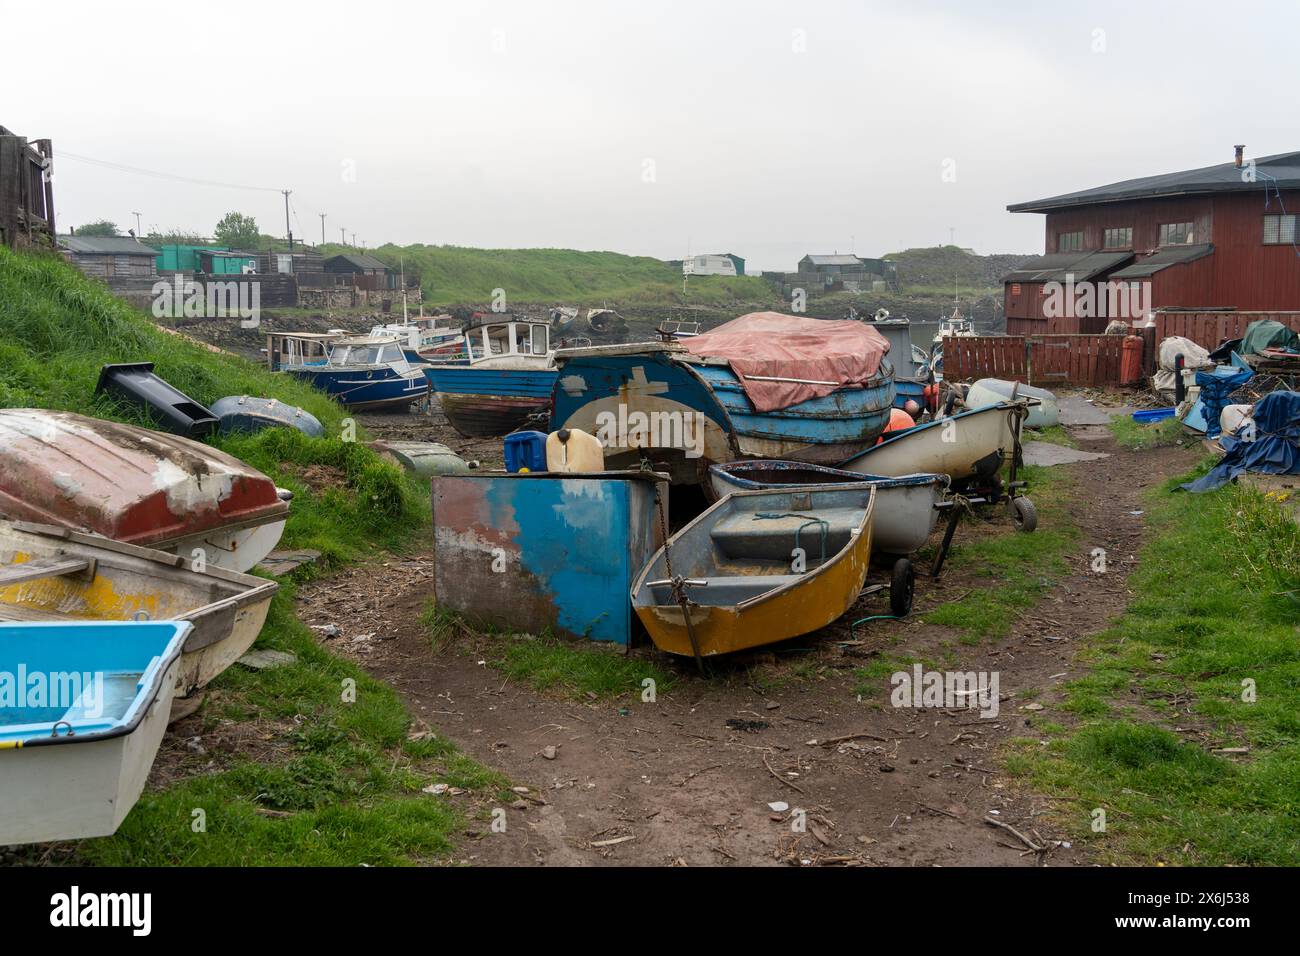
<box><xmin>682</xmin><ymin>312</ymin><xmax>890</xmax><ymax>413</ymax></box>
<box><xmin>0</xmin><ymin>409</ymin><xmax>288</xmax><ymax>546</ymax></box>
<box><xmin>1183</xmin><ymin>390</ymin><xmax>1300</xmax><ymax>492</ymax></box>
<box><xmin>1240</xmin><ymin>319</ymin><xmax>1300</xmax><ymax>357</ymax></box>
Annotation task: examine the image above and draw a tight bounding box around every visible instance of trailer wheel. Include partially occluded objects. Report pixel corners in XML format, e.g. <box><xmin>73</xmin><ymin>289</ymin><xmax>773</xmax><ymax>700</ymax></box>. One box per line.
<box><xmin>890</xmin><ymin>558</ymin><xmax>915</xmax><ymax>617</ymax></box>
<box><xmin>1010</xmin><ymin>496</ymin><xmax>1038</xmax><ymax>533</ymax></box>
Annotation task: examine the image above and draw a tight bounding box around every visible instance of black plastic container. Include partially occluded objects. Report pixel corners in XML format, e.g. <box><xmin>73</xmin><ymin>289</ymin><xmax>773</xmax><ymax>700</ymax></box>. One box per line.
<box><xmin>95</xmin><ymin>362</ymin><xmax>219</xmax><ymax>438</ymax></box>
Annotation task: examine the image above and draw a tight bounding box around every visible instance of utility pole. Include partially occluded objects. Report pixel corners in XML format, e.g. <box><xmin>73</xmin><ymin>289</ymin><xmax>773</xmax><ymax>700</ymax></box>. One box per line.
<box><xmin>131</xmin><ymin>211</ymin><xmax>142</xmax><ymax>236</ymax></box>
<box><xmin>319</xmin><ymin>212</ymin><xmax>326</xmax><ymax>246</ymax></box>
<box><xmin>282</xmin><ymin>189</ymin><xmax>293</xmax><ymax>253</ymax></box>
<box><xmin>350</xmin><ymin>231</ymin><xmax>356</xmax><ymax>246</ymax></box>
<box><xmin>339</xmin><ymin>226</ymin><xmax>346</xmax><ymax>245</ymax></box>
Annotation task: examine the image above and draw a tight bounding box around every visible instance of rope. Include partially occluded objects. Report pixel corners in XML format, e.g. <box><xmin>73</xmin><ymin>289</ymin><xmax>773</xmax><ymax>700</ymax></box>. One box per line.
<box><xmin>753</xmin><ymin>512</ymin><xmax>829</xmax><ymax>564</ymax></box>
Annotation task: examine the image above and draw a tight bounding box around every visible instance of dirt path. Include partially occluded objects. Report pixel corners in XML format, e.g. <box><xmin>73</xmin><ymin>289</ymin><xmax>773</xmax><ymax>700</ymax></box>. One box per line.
<box><xmin>299</xmin><ymin>417</ymin><xmax>1199</xmax><ymax>866</ymax></box>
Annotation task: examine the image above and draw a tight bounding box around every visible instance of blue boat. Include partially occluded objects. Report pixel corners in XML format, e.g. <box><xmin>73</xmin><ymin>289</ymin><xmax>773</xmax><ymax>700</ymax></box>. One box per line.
<box><xmin>288</xmin><ymin>335</ymin><xmax>429</xmax><ymax>411</ymax></box>
<box><xmin>424</xmin><ymin>318</ymin><xmax>558</xmax><ymax>436</ymax></box>
<box><xmin>551</xmin><ymin>343</ymin><xmax>896</xmax><ymax>484</ymax></box>
<box><xmin>0</xmin><ymin>620</ymin><xmax>190</xmax><ymax>845</ymax></box>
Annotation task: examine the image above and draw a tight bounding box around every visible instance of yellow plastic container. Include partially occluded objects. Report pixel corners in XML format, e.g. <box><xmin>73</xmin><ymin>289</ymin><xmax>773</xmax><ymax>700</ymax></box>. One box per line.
<box><xmin>545</xmin><ymin>428</ymin><xmax>604</xmax><ymax>473</ymax></box>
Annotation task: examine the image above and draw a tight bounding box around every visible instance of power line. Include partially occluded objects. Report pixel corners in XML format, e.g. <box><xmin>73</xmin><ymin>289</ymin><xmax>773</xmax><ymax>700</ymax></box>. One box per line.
<box><xmin>59</xmin><ymin>150</ymin><xmax>282</xmax><ymax>193</ymax></box>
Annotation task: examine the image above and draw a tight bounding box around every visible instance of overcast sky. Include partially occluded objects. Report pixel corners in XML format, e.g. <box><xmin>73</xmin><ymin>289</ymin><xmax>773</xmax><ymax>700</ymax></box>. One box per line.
<box><xmin>5</xmin><ymin>0</ymin><xmax>1296</xmax><ymax>270</ymax></box>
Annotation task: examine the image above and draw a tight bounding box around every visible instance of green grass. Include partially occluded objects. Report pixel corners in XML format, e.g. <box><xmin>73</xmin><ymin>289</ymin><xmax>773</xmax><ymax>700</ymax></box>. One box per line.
<box><xmin>0</xmin><ymin>246</ymin><xmax>496</xmax><ymax>864</ymax></box>
<box><xmin>921</xmin><ymin>467</ymin><xmax>1080</xmax><ymax>642</ymax></box>
<box><xmin>1008</xmin><ymin>474</ymin><xmax>1300</xmax><ymax>865</ymax></box>
<box><xmin>0</xmin><ymin>246</ymin><xmax>429</xmax><ymax>566</ymax></box>
<box><xmin>852</xmin><ymin>653</ymin><xmax>940</xmax><ymax>700</ymax></box>
<box><xmin>1029</xmin><ymin>424</ymin><xmax>1078</xmax><ymax>448</ymax></box>
<box><xmin>1109</xmin><ymin>413</ymin><xmax>1186</xmax><ymax>451</ymax></box>
<box><xmin>423</xmin><ymin>603</ymin><xmax>674</xmax><ymax>702</ymax></box>
<box><xmin>323</xmin><ymin>243</ymin><xmax>779</xmax><ymax>308</ymax></box>
<box><xmin>70</xmin><ymin>584</ymin><xmax>508</xmax><ymax>866</ymax></box>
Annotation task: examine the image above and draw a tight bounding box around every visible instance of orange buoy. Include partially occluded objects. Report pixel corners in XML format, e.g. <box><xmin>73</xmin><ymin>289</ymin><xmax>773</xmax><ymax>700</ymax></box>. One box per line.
<box><xmin>876</xmin><ymin>407</ymin><xmax>916</xmax><ymax>444</ymax></box>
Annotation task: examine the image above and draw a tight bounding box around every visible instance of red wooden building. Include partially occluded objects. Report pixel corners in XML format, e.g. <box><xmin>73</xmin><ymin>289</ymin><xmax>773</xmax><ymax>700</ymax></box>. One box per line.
<box><xmin>1003</xmin><ymin>147</ymin><xmax>1300</xmax><ymax>336</ymax></box>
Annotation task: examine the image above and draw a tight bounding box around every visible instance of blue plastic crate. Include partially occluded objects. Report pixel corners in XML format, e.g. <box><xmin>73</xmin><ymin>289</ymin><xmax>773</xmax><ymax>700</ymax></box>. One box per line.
<box><xmin>504</xmin><ymin>431</ymin><xmax>548</xmax><ymax>472</ymax></box>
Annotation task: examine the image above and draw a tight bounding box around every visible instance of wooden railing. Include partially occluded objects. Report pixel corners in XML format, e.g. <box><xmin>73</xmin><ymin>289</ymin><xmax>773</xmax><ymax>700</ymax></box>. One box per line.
<box><xmin>1153</xmin><ymin>311</ymin><xmax>1300</xmax><ymax>351</ymax></box>
<box><xmin>943</xmin><ymin>334</ymin><xmax>1131</xmax><ymax>387</ymax></box>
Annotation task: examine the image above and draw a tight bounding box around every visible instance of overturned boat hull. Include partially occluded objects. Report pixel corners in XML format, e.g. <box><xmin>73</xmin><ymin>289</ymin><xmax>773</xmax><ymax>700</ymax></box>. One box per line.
<box><xmin>552</xmin><ymin>346</ymin><xmax>895</xmax><ymax>483</ymax></box>
<box><xmin>0</xmin><ymin>409</ymin><xmax>289</xmax><ymax>573</ymax></box>
<box><xmin>708</xmin><ymin>461</ymin><xmax>945</xmax><ymax>555</ymax></box>
<box><xmin>631</xmin><ymin>485</ymin><xmax>876</xmax><ymax>657</ymax></box>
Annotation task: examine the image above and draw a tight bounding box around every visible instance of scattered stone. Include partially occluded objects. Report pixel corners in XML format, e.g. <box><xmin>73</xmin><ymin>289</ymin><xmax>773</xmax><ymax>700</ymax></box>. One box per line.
<box><xmin>237</xmin><ymin>649</ymin><xmax>297</xmax><ymax>671</ymax></box>
<box><xmin>310</xmin><ymin>624</ymin><xmax>341</xmax><ymax>638</ymax></box>
<box><xmin>542</xmin><ymin>745</ymin><xmax>558</xmax><ymax>760</ymax></box>
<box><xmin>1023</xmin><ymin>702</ymin><xmax>1045</xmax><ymax>711</ymax></box>
<box><xmin>764</xmin><ymin>701</ymin><xmax>780</xmax><ymax>710</ymax></box>
<box><xmin>768</xmin><ymin>801</ymin><xmax>789</xmax><ymax>813</ymax></box>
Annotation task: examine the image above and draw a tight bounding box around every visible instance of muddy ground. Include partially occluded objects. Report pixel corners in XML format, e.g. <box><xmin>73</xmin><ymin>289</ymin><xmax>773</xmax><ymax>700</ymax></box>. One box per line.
<box><xmin>294</xmin><ymin>406</ymin><xmax>1200</xmax><ymax>867</ymax></box>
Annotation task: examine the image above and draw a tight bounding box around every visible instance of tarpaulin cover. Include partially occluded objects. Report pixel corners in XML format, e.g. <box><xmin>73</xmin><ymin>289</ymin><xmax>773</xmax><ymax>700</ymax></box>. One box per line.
<box><xmin>1153</xmin><ymin>336</ymin><xmax>1212</xmax><ymax>398</ymax></box>
<box><xmin>1240</xmin><ymin>319</ymin><xmax>1300</xmax><ymax>357</ymax></box>
<box><xmin>682</xmin><ymin>312</ymin><xmax>890</xmax><ymax>412</ymax></box>
<box><xmin>1183</xmin><ymin>390</ymin><xmax>1300</xmax><ymax>492</ymax></box>
<box><xmin>1194</xmin><ymin>365</ymin><xmax>1254</xmax><ymax>439</ymax></box>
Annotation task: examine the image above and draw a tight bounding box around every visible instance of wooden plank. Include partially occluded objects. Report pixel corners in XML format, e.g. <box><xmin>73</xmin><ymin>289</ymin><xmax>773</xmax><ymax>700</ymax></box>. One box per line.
<box><xmin>0</xmin><ymin>557</ymin><xmax>91</xmax><ymax>586</ymax></box>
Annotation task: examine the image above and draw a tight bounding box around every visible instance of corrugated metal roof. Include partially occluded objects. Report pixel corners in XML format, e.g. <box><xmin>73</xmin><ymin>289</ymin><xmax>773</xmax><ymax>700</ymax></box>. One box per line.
<box><xmin>1003</xmin><ymin>250</ymin><xmax>1132</xmax><ymax>283</ymax></box>
<box><xmin>1008</xmin><ymin>151</ymin><xmax>1300</xmax><ymax>213</ymax></box>
<box><xmin>58</xmin><ymin>235</ymin><xmax>159</xmax><ymax>255</ymax></box>
<box><xmin>804</xmin><ymin>254</ymin><xmax>864</xmax><ymax>266</ymax></box>
<box><xmin>326</xmin><ymin>253</ymin><xmax>390</xmax><ymax>272</ymax></box>
<box><xmin>1109</xmin><ymin>243</ymin><xmax>1214</xmax><ymax>279</ymax></box>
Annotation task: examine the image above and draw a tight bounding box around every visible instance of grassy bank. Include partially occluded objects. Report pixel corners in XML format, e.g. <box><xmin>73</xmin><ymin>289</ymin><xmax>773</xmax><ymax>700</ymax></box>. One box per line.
<box><xmin>0</xmin><ymin>246</ymin><xmax>495</xmax><ymax>864</ymax></box>
<box><xmin>1006</xmin><ymin>473</ymin><xmax>1300</xmax><ymax>865</ymax></box>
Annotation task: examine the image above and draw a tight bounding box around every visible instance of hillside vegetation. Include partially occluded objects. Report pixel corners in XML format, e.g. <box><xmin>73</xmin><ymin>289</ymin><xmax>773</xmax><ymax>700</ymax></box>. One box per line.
<box><xmin>323</xmin><ymin>242</ymin><xmax>777</xmax><ymax>308</ymax></box>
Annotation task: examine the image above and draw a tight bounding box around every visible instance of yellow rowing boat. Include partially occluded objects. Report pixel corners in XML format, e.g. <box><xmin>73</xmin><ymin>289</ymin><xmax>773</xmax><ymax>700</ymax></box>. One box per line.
<box><xmin>631</xmin><ymin>485</ymin><xmax>876</xmax><ymax>658</ymax></box>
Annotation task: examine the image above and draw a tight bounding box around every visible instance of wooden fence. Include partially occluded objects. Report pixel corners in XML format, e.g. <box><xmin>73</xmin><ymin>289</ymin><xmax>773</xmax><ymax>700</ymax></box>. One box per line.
<box><xmin>1153</xmin><ymin>311</ymin><xmax>1300</xmax><ymax>351</ymax></box>
<box><xmin>943</xmin><ymin>334</ymin><xmax>1130</xmax><ymax>387</ymax></box>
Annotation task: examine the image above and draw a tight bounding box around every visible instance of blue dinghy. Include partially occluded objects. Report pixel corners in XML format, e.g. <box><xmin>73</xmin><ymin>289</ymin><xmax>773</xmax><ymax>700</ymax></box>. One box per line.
<box><xmin>0</xmin><ymin>620</ymin><xmax>190</xmax><ymax>845</ymax></box>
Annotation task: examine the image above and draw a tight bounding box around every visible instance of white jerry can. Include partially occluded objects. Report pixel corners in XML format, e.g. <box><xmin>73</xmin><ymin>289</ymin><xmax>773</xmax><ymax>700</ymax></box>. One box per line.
<box><xmin>546</xmin><ymin>427</ymin><xmax>605</xmax><ymax>473</ymax></box>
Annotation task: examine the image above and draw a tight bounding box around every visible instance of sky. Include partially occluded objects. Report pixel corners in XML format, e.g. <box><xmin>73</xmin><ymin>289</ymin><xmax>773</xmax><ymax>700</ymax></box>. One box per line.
<box><xmin>4</xmin><ymin>0</ymin><xmax>1298</xmax><ymax>271</ymax></box>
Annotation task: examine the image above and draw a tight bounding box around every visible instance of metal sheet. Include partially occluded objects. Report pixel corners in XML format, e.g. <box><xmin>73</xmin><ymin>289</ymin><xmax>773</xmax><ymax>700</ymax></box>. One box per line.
<box><xmin>431</xmin><ymin>472</ymin><xmax>665</xmax><ymax>645</ymax></box>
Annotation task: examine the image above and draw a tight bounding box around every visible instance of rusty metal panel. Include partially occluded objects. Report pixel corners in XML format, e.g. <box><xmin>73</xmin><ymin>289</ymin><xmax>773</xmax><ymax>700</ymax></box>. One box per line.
<box><xmin>431</xmin><ymin>472</ymin><xmax>666</xmax><ymax>645</ymax></box>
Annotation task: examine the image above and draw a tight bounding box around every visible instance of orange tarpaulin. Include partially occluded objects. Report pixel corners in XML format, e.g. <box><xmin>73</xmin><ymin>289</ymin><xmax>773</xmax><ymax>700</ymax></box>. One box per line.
<box><xmin>682</xmin><ymin>312</ymin><xmax>891</xmax><ymax>412</ymax></box>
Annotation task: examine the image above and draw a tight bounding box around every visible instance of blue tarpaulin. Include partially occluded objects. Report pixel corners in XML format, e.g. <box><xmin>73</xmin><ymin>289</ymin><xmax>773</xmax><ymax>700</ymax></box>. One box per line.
<box><xmin>1183</xmin><ymin>391</ymin><xmax>1300</xmax><ymax>493</ymax></box>
<box><xmin>1193</xmin><ymin>365</ymin><xmax>1254</xmax><ymax>439</ymax></box>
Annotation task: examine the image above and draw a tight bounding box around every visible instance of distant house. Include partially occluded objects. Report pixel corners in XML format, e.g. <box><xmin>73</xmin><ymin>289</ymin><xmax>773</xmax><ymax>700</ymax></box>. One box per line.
<box><xmin>1004</xmin><ymin>146</ymin><xmax>1300</xmax><ymax>335</ymax></box>
<box><xmin>683</xmin><ymin>253</ymin><xmax>745</xmax><ymax>277</ymax></box>
<box><xmin>58</xmin><ymin>235</ymin><xmax>159</xmax><ymax>279</ymax></box>
<box><xmin>0</xmin><ymin>124</ymin><xmax>54</xmax><ymax>250</ymax></box>
<box><xmin>324</xmin><ymin>252</ymin><xmax>395</xmax><ymax>288</ymax></box>
<box><xmin>792</xmin><ymin>254</ymin><xmax>897</xmax><ymax>293</ymax></box>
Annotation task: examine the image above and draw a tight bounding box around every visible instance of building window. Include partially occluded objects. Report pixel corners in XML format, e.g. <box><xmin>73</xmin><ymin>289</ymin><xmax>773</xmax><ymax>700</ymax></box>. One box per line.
<box><xmin>1263</xmin><ymin>214</ymin><xmax>1298</xmax><ymax>245</ymax></box>
<box><xmin>1159</xmin><ymin>222</ymin><xmax>1195</xmax><ymax>245</ymax></box>
<box><xmin>1103</xmin><ymin>227</ymin><xmax>1133</xmax><ymax>249</ymax></box>
<box><xmin>1010</xmin><ymin>283</ymin><xmax>1022</xmax><ymax>295</ymax></box>
<box><xmin>1057</xmin><ymin>231</ymin><xmax>1084</xmax><ymax>253</ymax></box>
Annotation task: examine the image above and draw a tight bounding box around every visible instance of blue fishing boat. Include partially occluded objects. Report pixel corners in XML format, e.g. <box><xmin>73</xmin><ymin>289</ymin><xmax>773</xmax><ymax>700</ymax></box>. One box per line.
<box><xmin>0</xmin><ymin>620</ymin><xmax>190</xmax><ymax>845</ymax></box>
<box><xmin>551</xmin><ymin>342</ymin><xmax>896</xmax><ymax>484</ymax></box>
<box><xmin>288</xmin><ymin>335</ymin><xmax>429</xmax><ymax>411</ymax></box>
<box><xmin>424</xmin><ymin>318</ymin><xmax>558</xmax><ymax>437</ymax></box>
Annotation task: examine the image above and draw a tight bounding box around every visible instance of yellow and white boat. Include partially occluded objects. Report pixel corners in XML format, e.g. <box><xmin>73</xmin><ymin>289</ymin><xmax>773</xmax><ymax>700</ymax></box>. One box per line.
<box><xmin>631</xmin><ymin>485</ymin><xmax>881</xmax><ymax>659</ymax></box>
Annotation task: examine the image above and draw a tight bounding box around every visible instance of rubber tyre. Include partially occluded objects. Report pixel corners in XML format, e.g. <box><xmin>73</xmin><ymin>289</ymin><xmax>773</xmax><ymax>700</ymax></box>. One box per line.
<box><xmin>890</xmin><ymin>558</ymin><xmax>915</xmax><ymax>617</ymax></box>
<box><xmin>1011</xmin><ymin>496</ymin><xmax>1038</xmax><ymax>533</ymax></box>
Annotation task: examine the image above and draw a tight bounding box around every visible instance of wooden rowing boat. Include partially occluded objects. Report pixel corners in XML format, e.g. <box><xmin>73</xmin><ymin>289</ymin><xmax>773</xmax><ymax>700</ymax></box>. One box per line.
<box><xmin>0</xmin><ymin>520</ymin><xmax>277</xmax><ymax>698</ymax></box>
<box><xmin>631</xmin><ymin>485</ymin><xmax>875</xmax><ymax>657</ymax></box>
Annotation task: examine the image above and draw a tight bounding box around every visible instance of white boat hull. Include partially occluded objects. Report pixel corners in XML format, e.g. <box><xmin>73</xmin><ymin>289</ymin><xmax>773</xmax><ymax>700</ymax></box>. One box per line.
<box><xmin>709</xmin><ymin>470</ymin><xmax>943</xmax><ymax>555</ymax></box>
<box><xmin>161</xmin><ymin>519</ymin><xmax>286</xmax><ymax>573</ymax></box>
<box><xmin>839</xmin><ymin>403</ymin><xmax>1021</xmax><ymax>484</ymax></box>
<box><xmin>0</xmin><ymin>654</ymin><xmax>178</xmax><ymax>845</ymax></box>
<box><xmin>965</xmin><ymin>380</ymin><xmax>1058</xmax><ymax>429</ymax></box>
